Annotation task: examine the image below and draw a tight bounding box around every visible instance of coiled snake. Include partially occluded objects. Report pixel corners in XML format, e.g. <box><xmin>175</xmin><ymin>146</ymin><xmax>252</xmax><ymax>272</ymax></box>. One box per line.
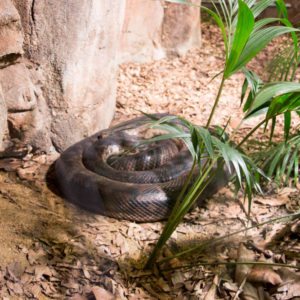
<box><xmin>55</xmin><ymin>114</ymin><xmax>229</xmax><ymax>222</ymax></box>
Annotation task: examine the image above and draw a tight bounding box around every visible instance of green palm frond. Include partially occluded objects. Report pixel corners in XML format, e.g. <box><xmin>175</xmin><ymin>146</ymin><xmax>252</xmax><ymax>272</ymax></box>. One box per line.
<box><xmin>253</xmin><ymin>134</ymin><xmax>300</xmax><ymax>185</ymax></box>
<box><xmin>145</xmin><ymin>115</ymin><xmax>265</xmax><ymax>268</ymax></box>
<box><xmin>267</xmin><ymin>37</ymin><xmax>300</xmax><ymax>82</ymax></box>
<box><xmin>241</xmin><ymin>68</ymin><xmax>264</xmax><ymax>111</ymax></box>
<box><xmin>145</xmin><ymin>0</ymin><xmax>300</xmax><ymax>269</ymax></box>
<box><xmin>244</xmin><ymin>82</ymin><xmax>300</xmax><ymax>141</ymax></box>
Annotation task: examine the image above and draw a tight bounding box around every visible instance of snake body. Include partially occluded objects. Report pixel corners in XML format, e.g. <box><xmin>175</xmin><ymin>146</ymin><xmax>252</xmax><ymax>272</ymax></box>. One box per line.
<box><xmin>55</xmin><ymin>114</ymin><xmax>229</xmax><ymax>222</ymax></box>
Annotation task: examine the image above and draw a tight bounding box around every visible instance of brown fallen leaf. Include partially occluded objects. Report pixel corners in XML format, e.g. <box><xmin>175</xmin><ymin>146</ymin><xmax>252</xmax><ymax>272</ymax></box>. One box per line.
<box><xmin>6</xmin><ymin>281</ymin><xmax>23</xmax><ymax>295</ymax></box>
<box><xmin>235</xmin><ymin>243</ymin><xmax>256</xmax><ymax>285</ymax></box>
<box><xmin>141</xmin><ymin>283</ymin><xmax>169</xmax><ymax>300</ymax></box>
<box><xmin>27</xmin><ymin>283</ymin><xmax>42</xmax><ymax>299</ymax></box>
<box><xmin>291</xmin><ymin>220</ymin><xmax>300</xmax><ymax>234</ymax></box>
<box><xmin>171</xmin><ymin>270</ymin><xmax>185</xmax><ymax>288</ymax></box>
<box><xmin>248</xmin><ymin>266</ymin><xmax>282</xmax><ymax>286</ymax></box>
<box><xmin>6</xmin><ymin>262</ymin><xmax>24</xmax><ymax>282</ymax></box>
<box><xmin>92</xmin><ymin>286</ymin><xmax>114</xmax><ymax>300</ymax></box>
<box><xmin>274</xmin><ymin>268</ymin><xmax>300</xmax><ymax>299</ymax></box>
<box><xmin>235</xmin><ymin>243</ymin><xmax>260</xmax><ymax>300</ymax></box>
<box><xmin>34</xmin><ymin>265</ymin><xmax>52</xmax><ymax>280</ymax></box>
<box><xmin>240</xmin><ymin>283</ymin><xmax>260</xmax><ymax>300</ymax></box>
<box><xmin>156</xmin><ymin>277</ymin><xmax>171</xmax><ymax>292</ymax></box>
<box><xmin>254</xmin><ymin>197</ymin><xmax>288</xmax><ymax>207</ymax></box>
<box><xmin>204</xmin><ymin>275</ymin><xmax>219</xmax><ymax>300</ymax></box>
<box><xmin>82</xmin><ymin>267</ymin><xmax>91</xmax><ymax>279</ymax></box>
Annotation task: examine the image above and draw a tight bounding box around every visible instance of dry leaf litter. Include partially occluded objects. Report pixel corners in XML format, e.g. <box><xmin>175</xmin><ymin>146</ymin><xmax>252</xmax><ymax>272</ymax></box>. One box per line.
<box><xmin>0</xmin><ymin>23</ymin><xmax>299</xmax><ymax>299</ymax></box>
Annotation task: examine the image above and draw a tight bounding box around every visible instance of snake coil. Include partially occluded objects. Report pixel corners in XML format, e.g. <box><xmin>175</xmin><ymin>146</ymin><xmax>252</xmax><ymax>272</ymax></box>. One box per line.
<box><xmin>55</xmin><ymin>114</ymin><xmax>229</xmax><ymax>222</ymax></box>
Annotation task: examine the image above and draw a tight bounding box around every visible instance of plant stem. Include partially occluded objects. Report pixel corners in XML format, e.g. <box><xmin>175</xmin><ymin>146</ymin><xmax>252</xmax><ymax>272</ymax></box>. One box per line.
<box><xmin>237</xmin><ymin>119</ymin><xmax>266</xmax><ymax>148</ymax></box>
<box><xmin>206</xmin><ymin>75</ymin><xmax>226</xmax><ymax>128</ymax></box>
<box><xmin>157</xmin><ymin>211</ymin><xmax>300</xmax><ymax>263</ymax></box>
<box><xmin>160</xmin><ymin>260</ymin><xmax>300</xmax><ymax>272</ymax></box>
<box><xmin>145</xmin><ymin>160</ymin><xmax>217</xmax><ymax>269</ymax></box>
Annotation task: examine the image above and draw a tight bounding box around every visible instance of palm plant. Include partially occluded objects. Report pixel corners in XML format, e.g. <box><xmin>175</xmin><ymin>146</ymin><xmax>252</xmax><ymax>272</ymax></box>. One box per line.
<box><xmin>145</xmin><ymin>0</ymin><xmax>300</xmax><ymax>269</ymax></box>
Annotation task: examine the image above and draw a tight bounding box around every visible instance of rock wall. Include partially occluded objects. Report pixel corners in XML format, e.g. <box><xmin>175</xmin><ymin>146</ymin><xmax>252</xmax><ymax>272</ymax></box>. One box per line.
<box><xmin>120</xmin><ymin>0</ymin><xmax>201</xmax><ymax>62</ymax></box>
<box><xmin>0</xmin><ymin>0</ymin><xmax>125</xmax><ymax>152</ymax></box>
<box><xmin>0</xmin><ymin>0</ymin><xmax>201</xmax><ymax>153</ymax></box>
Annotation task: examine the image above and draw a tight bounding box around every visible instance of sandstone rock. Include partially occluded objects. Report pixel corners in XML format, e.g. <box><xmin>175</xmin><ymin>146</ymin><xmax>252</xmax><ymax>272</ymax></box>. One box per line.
<box><xmin>120</xmin><ymin>0</ymin><xmax>201</xmax><ymax>63</ymax></box>
<box><xmin>0</xmin><ymin>63</ymin><xmax>36</xmax><ymax>112</ymax></box>
<box><xmin>1</xmin><ymin>62</ymin><xmax>52</xmax><ymax>151</ymax></box>
<box><xmin>0</xmin><ymin>86</ymin><xmax>8</xmax><ymax>150</ymax></box>
<box><xmin>1</xmin><ymin>0</ymin><xmax>202</xmax><ymax>153</ymax></box>
<box><xmin>13</xmin><ymin>0</ymin><xmax>125</xmax><ymax>151</ymax></box>
<box><xmin>0</xmin><ymin>0</ymin><xmax>23</xmax><ymax>67</ymax></box>
<box><xmin>6</xmin><ymin>88</ymin><xmax>52</xmax><ymax>151</ymax></box>
<box><xmin>162</xmin><ymin>0</ymin><xmax>201</xmax><ymax>56</ymax></box>
<box><xmin>120</xmin><ymin>0</ymin><xmax>165</xmax><ymax>62</ymax></box>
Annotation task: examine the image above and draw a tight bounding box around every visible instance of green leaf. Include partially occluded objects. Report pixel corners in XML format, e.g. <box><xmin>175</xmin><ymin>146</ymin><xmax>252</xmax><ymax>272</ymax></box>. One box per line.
<box><xmin>275</xmin><ymin>0</ymin><xmax>288</xmax><ymax>19</ymax></box>
<box><xmin>258</xmin><ymin>134</ymin><xmax>300</xmax><ymax>185</ymax></box>
<box><xmin>225</xmin><ymin>0</ymin><xmax>255</xmax><ymax>78</ymax></box>
<box><xmin>286</xmin><ymin>146</ymin><xmax>298</xmax><ymax>183</ymax></box>
<box><xmin>269</xmin><ymin>116</ymin><xmax>276</xmax><ymax>142</ymax></box>
<box><xmin>201</xmin><ymin>6</ymin><xmax>229</xmax><ymax>58</ymax></box>
<box><xmin>284</xmin><ymin>111</ymin><xmax>291</xmax><ymax>141</ymax></box>
<box><xmin>233</xmin><ymin>26</ymin><xmax>299</xmax><ymax>75</ymax></box>
<box><xmin>196</xmin><ymin>127</ymin><xmax>214</xmax><ymax>158</ymax></box>
<box><xmin>252</xmin><ymin>0</ymin><xmax>276</xmax><ymax>18</ymax></box>
<box><xmin>253</xmin><ymin>17</ymin><xmax>281</xmax><ymax>32</ymax></box>
<box><xmin>241</xmin><ymin>68</ymin><xmax>263</xmax><ymax>111</ymax></box>
<box><xmin>245</xmin><ymin>82</ymin><xmax>300</xmax><ymax>117</ymax></box>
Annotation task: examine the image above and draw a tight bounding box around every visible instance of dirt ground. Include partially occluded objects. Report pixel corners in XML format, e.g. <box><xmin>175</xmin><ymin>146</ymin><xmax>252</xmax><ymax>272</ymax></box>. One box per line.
<box><xmin>0</xmin><ymin>23</ymin><xmax>299</xmax><ymax>299</ymax></box>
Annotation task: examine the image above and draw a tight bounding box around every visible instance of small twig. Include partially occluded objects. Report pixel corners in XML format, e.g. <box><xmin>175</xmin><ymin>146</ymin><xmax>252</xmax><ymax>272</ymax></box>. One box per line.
<box><xmin>160</xmin><ymin>260</ymin><xmax>300</xmax><ymax>272</ymax></box>
<box><xmin>233</xmin><ymin>275</ymin><xmax>248</xmax><ymax>300</ymax></box>
<box><xmin>158</xmin><ymin>211</ymin><xmax>300</xmax><ymax>263</ymax></box>
<box><xmin>245</xmin><ymin>240</ymin><xmax>272</xmax><ymax>257</ymax></box>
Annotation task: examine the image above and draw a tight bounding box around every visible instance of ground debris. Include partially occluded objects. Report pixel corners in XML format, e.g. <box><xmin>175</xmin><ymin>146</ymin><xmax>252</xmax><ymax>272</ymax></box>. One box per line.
<box><xmin>0</xmin><ymin>22</ymin><xmax>299</xmax><ymax>299</ymax></box>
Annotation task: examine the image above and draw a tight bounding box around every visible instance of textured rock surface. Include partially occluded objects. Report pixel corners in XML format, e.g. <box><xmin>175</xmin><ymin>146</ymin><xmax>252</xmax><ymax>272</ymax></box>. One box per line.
<box><xmin>12</xmin><ymin>0</ymin><xmax>125</xmax><ymax>151</ymax></box>
<box><xmin>120</xmin><ymin>0</ymin><xmax>201</xmax><ymax>62</ymax></box>
<box><xmin>0</xmin><ymin>0</ymin><xmax>23</xmax><ymax>68</ymax></box>
<box><xmin>120</xmin><ymin>0</ymin><xmax>165</xmax><ymax>62</ymax></box>
<box><xmin>0</xmin><ymin>86</ymin><xmax>7</xmax><ymax>150</ymax></box>
<box><xmin>0</xmin><ymin>0</ymin><xmax>201</xmax><ymax>152</ymax></box>
<box><xmin>162</xmin><ymin>0</ymin><xmax>201</xmax><ymax>56</ymax></box>
<box><xmin>0</xmin><ymin>63</ymin><xmax>36</xmax><ymax>113</ymax></box>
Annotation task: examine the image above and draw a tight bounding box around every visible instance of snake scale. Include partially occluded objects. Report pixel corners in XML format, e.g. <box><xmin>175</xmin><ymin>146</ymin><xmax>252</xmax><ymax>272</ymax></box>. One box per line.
<box><xmin>55</xmin><ymin>114</ymin><xmax>230</xmax><ymax>222</ymax></box>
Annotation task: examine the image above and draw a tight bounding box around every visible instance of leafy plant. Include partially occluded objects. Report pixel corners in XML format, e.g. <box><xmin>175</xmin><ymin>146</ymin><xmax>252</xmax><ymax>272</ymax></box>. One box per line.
<box><xmin>144</xmin><ymin>0</ymin><xmax>300</xmax><ymax>269</ymax></box>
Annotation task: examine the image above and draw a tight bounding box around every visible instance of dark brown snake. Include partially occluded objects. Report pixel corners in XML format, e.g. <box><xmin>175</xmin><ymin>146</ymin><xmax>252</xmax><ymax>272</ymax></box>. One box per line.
<box><xmin>55</xmin><ymin>114</ymin><xmax>230</xmax><ymax>222</ymax></box>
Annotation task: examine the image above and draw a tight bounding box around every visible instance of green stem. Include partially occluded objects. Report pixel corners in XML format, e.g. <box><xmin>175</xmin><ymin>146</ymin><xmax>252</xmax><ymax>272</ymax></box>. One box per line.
<box><xmin>169</xmin><ymin>159</ymin><xmax>197</xmax><ymax>218</ymax></box>
<box><xmin>144</xmin><ymin>161</ymin><xmax>197</xmax><ymax>270</ymax></box>
<box><xmin>237</xmin><ymin>119</ymin><xmax>266</xmax><ymax>148</ymax></box>
<box><xmin>145</xmin><ymin>160</ymin><xmax>217</xmax><ymax>269</ymax></box>
<box><xmin>206</xmin><ymin>75</ymin><xmax>226</xmax><ymax>128</ymax></box>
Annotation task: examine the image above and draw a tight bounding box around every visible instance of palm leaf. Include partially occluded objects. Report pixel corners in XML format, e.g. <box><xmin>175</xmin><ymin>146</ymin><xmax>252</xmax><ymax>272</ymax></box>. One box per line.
<box><xmin>241</xmin><ymin>68</ymin><xmax>263</xmax><ymax>111</ymax></box>
<box><xmin>232</xmin><ymin>26</ymin><xmax>299</xmax><ymax>75</ymax></box>
<box><xmin>254</xmin><ymin>135</ymin><xmax>300</xmax><ymax>185</ymax></box>
<box><xmin>145</xmin><ymin>115</ymin><xmax>264</xmax><ymax>268</ymax></box>
<box><xmin>224</xmin><ymin>0</ymin><xmax>255</xmax><ymax>78</ymax></box>
<box><xmin>245</xmin><ymin>82</ymin><xmax>300</xmax><ymax>118</ymax></box>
